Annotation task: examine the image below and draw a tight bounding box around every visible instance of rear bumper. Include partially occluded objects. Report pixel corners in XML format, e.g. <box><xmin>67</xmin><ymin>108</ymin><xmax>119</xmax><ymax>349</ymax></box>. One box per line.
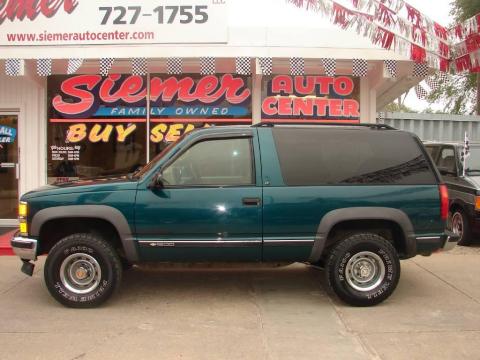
<box><xmin>11</xmin><ymin>237</ymin><xmax>37</xmax><ymax>261</ymax></box>
<box><xmin>441</xmin><ymin>230</ymin><xmax>459</xmax><ymax>251</ymax></box>
<box><xmin>415</xmin><ymin>230</ymin><xmax>459</xmax><ymax>255</ymax></box>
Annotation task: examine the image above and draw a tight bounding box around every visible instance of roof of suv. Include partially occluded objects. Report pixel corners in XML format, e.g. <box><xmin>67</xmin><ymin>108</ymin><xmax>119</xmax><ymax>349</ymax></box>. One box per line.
<box><xmin>186</xmin><ymin>123</ymin><xmax>401</xmax><ymax>139</ymax></box>
<box><xmin>424</xmin><ymin>141</ymin><xmax>480</xmax><ymax>147</ymax></box>
<box><xmin>252</xmin><ymin>122</ymin><xmax>395</xmax><ymax>130</ymax></box>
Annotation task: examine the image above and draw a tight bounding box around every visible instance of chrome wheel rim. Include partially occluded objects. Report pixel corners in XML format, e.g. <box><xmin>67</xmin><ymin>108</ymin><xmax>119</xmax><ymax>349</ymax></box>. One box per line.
<box><xmin>60</xmin><ymin>253</ymin><xmax>102</xmax><ymax>294</ymax></box>
<box><xmin>452</xmin><ymin>212</ymin><xmax>463</xmax><ymax>240</ymax></box>
<box><xmin>345</xmin><ymin>251</ymin><xmax>385</xmax><ymax>292</ymax></box>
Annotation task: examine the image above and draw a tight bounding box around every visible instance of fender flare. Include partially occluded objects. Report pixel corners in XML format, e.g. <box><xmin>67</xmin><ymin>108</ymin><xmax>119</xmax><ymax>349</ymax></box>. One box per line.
<box><xmin>308</xmin><ymin>207</ymin><xmax>416</xmax><ymax>263</ymax></box>
<box><xmin>30</xmin><ymin>205</ymin><xmax>138</xmax><ymax>262</ymax></box>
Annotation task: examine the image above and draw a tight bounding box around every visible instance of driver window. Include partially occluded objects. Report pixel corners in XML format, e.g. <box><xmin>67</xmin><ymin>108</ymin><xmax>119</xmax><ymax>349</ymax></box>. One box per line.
<box><xmin>161</xmin><ymin>138</ymin><xmax>254</xmax><ymax>186</ymax></box>
<box><xmin>437</xmin><ymin>147</ymin><xmax>456</xmax><ymax>173</ymax></box>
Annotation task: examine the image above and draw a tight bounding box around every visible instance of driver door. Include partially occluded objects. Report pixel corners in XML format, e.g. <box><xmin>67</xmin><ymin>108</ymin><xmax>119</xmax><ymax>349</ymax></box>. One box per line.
<box><xmin>134</xmin><ymin>133</ymin><xmax>263</xmax><ymax>261</ymax></box>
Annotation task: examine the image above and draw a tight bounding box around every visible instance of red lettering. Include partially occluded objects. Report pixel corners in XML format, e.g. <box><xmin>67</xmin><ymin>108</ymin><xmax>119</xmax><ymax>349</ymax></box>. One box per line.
<box><xmin>329</xmin><ymin>99</ymin><xmax>343</xmax><ymax>117</ymax></box>
<box><xmin>63</xmin><ymin>0</ymin><xmax>77</xmax><ymax>13</ymax></box>
<box><xmin>222</xmin><ymin>74</ymin><xmax>250</xmax><ymax>105</ymax></box>
<box><xmin>271</xmin><ymin>75</ymin><xmax>292</xmax><ymax>94</ymax></box>
<box><xmin>343</xmin><ymin>99</ymin><xmax>360</xmax><ymax>117</ymax></box>
<box><xmin>40</xmin><ymin>0</ymin><xmax>62</xmax><ymax>17</ymax></box>
<box><xmin>150</xmin><ymin>74</ymin><xmax>250</xmax><ymax>104</ymax></box>
<box><xmin>99</xmin><ymin>75</ymin><xmax>146</xmax><ymax>104</ymax></box>
<box><xmin>262</xmin><ymin>97</ymin><xmax>277</xmax><ymax>116</ymax></box>
<box><xmin>53</xmin><ymin>74</ymin><xmax>252</xmax><ymax>116</ymax></box>
<box><xmin>294</xmin><ymin>77</ymin><xmax>315</xmax><ymax>95</ymax></box>
<box><xmin>194</xmin><ymin>75</ymin><xmax>219</xmax><ymax>103</ymax></box>
<box><xmin>292</xmin><ymin>98</ymin><xmax>313</xmax><ymax>116</ymax></box>
<box><xmin>52</xmin><ymin>75</ymin><xmax>101</xmax><ymax>115</ymax></box>
<box><xmin>151</xmin><ymin>77</ymin><xmax>193</xmax><ymax>103</ymax></box>
<box><xmin>278</xmin><ymin>97</ymin><xmax>292</xmax><ymax>115</ymax></box>
<box><xmin>0</xmin><ymin>0</ymin><xmax>78</xmax><ymax>24</ymax></box>
<box><xmin>314</xmin><ymin>98</ymin><xmax>328</xmax><ymax>116</ymax></box>
<box><xmin>334</xmin><ymin>76</ymin><xmax>354</xmax><ymax>96</ymax></box>
<box><xmin>317</xmin><ymin>77</ymin><xmax>334</xmax><ymax>95</ymax></box>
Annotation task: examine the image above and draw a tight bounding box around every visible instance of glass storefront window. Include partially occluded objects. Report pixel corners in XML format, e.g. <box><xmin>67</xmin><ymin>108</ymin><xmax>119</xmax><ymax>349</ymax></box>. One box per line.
<box><xmin>46</xmin><ymin>74</ymin><xmax>252</xmax><ymax>183</ymax></box>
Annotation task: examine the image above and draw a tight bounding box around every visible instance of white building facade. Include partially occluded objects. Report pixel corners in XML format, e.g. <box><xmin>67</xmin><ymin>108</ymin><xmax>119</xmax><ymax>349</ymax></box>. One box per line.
<box><xmin>0</xmin><ymin>0</ymin><xmax>426</xmax><ymax>225</ymax></box>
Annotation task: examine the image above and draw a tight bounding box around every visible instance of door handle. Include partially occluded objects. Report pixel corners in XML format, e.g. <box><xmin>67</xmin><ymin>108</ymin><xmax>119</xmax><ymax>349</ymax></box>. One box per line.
<box><xmin>242</xmin><ymin>197</ymin><xmax>261</xmax><ymax>206</ymax></box>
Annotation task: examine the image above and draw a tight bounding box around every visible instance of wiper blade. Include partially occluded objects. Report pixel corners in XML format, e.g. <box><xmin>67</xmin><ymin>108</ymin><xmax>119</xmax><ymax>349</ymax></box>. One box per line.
<box><xmin>466</xmin><ymin>169</ymin><xmax>480</xmax><ymax>173</ymax></box>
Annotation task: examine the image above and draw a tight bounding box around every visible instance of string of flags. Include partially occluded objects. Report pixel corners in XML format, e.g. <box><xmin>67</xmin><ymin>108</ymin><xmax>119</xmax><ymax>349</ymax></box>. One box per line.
<box><xmin>288</xmin><ymin>0</ymin><xmax>480</xmax><ymax>74</ymax></box>
<box><xmin>67</xmin><ymin>58</ymin><xmax>83</xmax><ymax>75</ymax></box>
<box><xmin>199</xmin><ymin>57</ymin><xmax>216</xmax><ymax>75</ymax></box>
<box><xmin>2</xmin><ymin>57</ymin><xmax>445</xmax><ymax>82</ymax></box>
<box><xmin>288</xmin><ymin>0</ymin><xmax>451</xmax><ymax>72</ymax></box>
<box><xmin>322</xmin><ymin>58</ymin><xmax>336</xmax><ymax>77</ymax></box>
<box><xmin>2</xmin><ymin>55</ymin><xmax>450</xmax><ymax>101</ymax></box>
<box><xmin>166</xmin><ymin>57</ymin><xmax>183</xmax><ymax>75</ymax></box>
<box><xmin>132</xmin><ymin>58</ymin><xmax>148</xmax><ymax>76</ymax></box>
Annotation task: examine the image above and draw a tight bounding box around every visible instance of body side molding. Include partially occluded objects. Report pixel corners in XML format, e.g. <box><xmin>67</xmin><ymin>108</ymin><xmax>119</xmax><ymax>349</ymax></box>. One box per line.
<box><xmin>308</xmin><ymin>207</ymin><xmax>416</xmax><ymax>263</ymax></box>
<box><xmin>30</xmin><ymin>205</ymin><xmax>138</xmax><ymax>262</ymax></box>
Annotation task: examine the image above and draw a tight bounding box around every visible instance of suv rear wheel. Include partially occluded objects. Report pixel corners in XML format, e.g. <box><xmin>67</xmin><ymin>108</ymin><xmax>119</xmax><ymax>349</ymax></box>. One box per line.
<box><xmin>44</xmin><ymin>233</ymin><xmax>122</xmax><ymax>308</ymax></box>
<box><xmin>325</xmin><ymin>233</ymin><xmax>400</xmax><ymax>306</ymax></box>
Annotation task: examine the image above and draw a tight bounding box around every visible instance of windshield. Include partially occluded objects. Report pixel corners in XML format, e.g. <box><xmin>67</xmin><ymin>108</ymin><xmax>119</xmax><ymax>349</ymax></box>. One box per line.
<box><xmin>465</xmin><ymin>147</ymin><xmax>480</xmax><ymax>174</ymax></box>
<box><xmin>131</xmin><ymin>133</ymin><xmax>188</xmax><ymax>179</ymax></box>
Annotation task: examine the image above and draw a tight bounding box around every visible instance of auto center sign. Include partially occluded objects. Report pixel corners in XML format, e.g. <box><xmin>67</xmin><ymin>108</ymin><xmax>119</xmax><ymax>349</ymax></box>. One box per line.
<box><xmin>262</xmin><ymin>76</ymin><xmax>361</xmax><ymax>122</ymax></box>
<box><xmin>0</xmin><ymin>0</ymin><xmax>228</xmax><ymax>46</ymax></box>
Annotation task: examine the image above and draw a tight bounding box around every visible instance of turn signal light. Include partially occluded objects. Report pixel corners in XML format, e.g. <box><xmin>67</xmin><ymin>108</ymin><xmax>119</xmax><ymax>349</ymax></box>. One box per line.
<box><xmin>19</xmin><ymin>221</ymin><xmax>28</xmax><ymax>235</ymax></box>
<box><xmin>18</xmin><ymin>202</ymin><xmax>27</xmax><ymax>218</ymax></box>
<box><xmin>475</xmin><ymin>197</ymin><xmax>480</xmax><ymax>211</ymax></box>
<box><xmin>439</xmin><ymin>184</ymin><xmax>449</xmax><ymax>221</ymax></box>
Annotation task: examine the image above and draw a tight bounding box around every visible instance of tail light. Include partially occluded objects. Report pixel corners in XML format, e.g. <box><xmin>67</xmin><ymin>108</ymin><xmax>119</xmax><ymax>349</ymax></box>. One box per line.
<box><xmin>439</xmin><ymin>184</ymin><xmax>449</xmax><ymax>221</ymax></box>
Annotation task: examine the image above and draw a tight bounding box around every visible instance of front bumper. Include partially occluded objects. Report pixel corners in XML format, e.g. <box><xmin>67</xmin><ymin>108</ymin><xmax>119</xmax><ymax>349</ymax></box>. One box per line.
<box><xmin>11</xmin><ymin>237</ymin><xmax>38</xmax><ymax>261</ymax></box>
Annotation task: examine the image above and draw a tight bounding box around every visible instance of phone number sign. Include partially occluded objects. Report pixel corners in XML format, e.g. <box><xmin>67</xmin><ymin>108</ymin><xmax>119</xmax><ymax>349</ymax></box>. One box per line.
<box><xmin>0</xmin><ymin>0</ymin><xmax>228</xmax><ymax>46</ymax></box>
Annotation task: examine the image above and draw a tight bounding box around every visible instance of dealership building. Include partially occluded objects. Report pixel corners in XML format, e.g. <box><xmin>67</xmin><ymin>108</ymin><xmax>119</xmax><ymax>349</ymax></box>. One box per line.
<box><xmin>0</xmin><ymin>0</ymin><xmax>444</xmax><ymax>226</ymax></box>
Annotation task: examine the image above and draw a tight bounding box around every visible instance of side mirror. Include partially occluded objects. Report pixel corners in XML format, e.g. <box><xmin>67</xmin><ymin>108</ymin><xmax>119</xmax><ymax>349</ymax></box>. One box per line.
<box><xmin>148</xmin><ymin>173</ymin><xmax>165</xmax><ymax>189</ymax></box>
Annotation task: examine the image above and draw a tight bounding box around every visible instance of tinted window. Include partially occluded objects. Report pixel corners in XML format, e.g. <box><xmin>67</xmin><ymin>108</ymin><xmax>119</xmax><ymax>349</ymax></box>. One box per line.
<box><xmin>162</xmin><ymin>138</ymin><xmax>254</xmax><ymax>186</ymax></box>
<box><xmin>437</xmin><ymin>147</ymin><xmax>456</xmax><ymax>173</ymax></box>
<box><xmin>273</xmin><ymin>128</ymin><xmax>436</xmax><ymax>185</ymax></box>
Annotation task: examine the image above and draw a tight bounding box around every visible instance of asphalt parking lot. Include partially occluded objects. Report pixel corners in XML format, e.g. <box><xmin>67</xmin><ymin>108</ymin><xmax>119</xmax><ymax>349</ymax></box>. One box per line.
<box><xmin>1</xmin><ymin>244</ymin><xmax>480</xmax><ymax>360</ymax></box>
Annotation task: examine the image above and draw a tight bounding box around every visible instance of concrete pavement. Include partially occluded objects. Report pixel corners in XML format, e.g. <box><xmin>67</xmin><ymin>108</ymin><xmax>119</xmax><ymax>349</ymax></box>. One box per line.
<box><xmin>0</xmin><ymin>245</ymin><xmax>479</xmax><ymax>360</ymax></box>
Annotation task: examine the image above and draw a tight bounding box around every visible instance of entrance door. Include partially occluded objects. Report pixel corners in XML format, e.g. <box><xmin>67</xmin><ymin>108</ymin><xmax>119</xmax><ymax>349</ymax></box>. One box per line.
<box><xmin>0</xmin><ymin>114</ymin><xmax>19</xmax><ymax>220</ymax></box>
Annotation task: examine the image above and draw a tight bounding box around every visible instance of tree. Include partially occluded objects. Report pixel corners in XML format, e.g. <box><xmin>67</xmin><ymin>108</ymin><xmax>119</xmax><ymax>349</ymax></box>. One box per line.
<box><xmin>383</xmin><ymin>91</ymin><xmax>418</xmax><ymax>113</ymax></box>
<box><xmin>383</xmin><ymin>101</ymin><xmax>417</xmax><ymax>113</ymax></box>
<box><xmin>427</xmin><ymin>0</ymin><xmax>480</xmax><ymax>115</ymax></box>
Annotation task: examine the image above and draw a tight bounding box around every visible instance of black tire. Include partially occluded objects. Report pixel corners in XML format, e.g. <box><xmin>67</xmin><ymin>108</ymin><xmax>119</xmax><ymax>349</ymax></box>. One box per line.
<box><xmin>325</xmin><ymin>233</ymin><xmax>400</xmax><ymax>307</ymax></box>
<box><xmin>452</xmin><ymin>210</ymin><xmax>472</xmax><ymax>246</ymax></box>
<box><xmin>44</xmin><ymin>233</ymin><xmax>122</xmax><ymax>308</ymax></box>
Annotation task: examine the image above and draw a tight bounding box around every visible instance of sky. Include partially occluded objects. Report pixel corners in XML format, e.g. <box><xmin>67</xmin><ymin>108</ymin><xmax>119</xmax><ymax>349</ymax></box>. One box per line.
<box><xmin>229</xmin><ymin>0</ymin><xmax>454</xmax><ymax>112</ymax></box>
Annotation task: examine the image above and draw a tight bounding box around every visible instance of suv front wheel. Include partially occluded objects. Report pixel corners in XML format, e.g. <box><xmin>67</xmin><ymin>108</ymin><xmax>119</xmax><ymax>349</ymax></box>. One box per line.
<box><xmin>325</xmin><ymin>233</ymin><xmax>400</xmax><ymax>306</ymax></box>
<box><xmin>44</xmin><ymin>233</ymin><xmax>122</xmax><ymax>308</ymax></box>
<box><xmin>452</xmin><ymin>210</ymin><xmax>471</xmax><ymax>246</ymax></box>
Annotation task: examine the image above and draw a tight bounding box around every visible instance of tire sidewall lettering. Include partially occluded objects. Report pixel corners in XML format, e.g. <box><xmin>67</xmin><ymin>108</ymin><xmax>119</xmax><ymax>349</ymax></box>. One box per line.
<box><xmin>52</xmin><ymin>243</ymin><xmax>110</xmax><ymax>304</ymax></box>
<box><xmin>329</xmin><ymin>235</ymin><xmax>400</xmax><ymax>305</ymax></box>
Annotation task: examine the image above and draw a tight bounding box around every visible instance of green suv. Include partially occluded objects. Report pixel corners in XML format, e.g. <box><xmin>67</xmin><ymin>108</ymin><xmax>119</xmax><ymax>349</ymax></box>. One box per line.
<box><xmin>12</xmin><ymin>123</ymin><xmax>457</xmax><ymax>308</ymax></box>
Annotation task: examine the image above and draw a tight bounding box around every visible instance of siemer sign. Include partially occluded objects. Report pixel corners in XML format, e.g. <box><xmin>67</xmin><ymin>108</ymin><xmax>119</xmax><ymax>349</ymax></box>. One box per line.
<box><xmin>0</xmin><ymin>0</ymin><xmax>228</xmax><ymax>46</ymax></box>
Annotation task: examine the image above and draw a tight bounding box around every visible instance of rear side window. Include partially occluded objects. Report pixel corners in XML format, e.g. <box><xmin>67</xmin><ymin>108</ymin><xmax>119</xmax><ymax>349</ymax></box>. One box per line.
<box><xmin>272</xmin><ymin>128</ymin><xmax>437</xmax><ymax>185</ymax></box>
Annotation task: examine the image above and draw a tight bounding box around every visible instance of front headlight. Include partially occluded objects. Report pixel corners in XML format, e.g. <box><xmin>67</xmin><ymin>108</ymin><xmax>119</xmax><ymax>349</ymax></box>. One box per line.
<box><xmin>19</xmin><ymin>201</ymin><xmax>28</xmax><ymax>218</ymax></box>
<box><xmin>18</xmin><ymin>201</ymin><xmax>28</xmax><ymax>236</ymax></box>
